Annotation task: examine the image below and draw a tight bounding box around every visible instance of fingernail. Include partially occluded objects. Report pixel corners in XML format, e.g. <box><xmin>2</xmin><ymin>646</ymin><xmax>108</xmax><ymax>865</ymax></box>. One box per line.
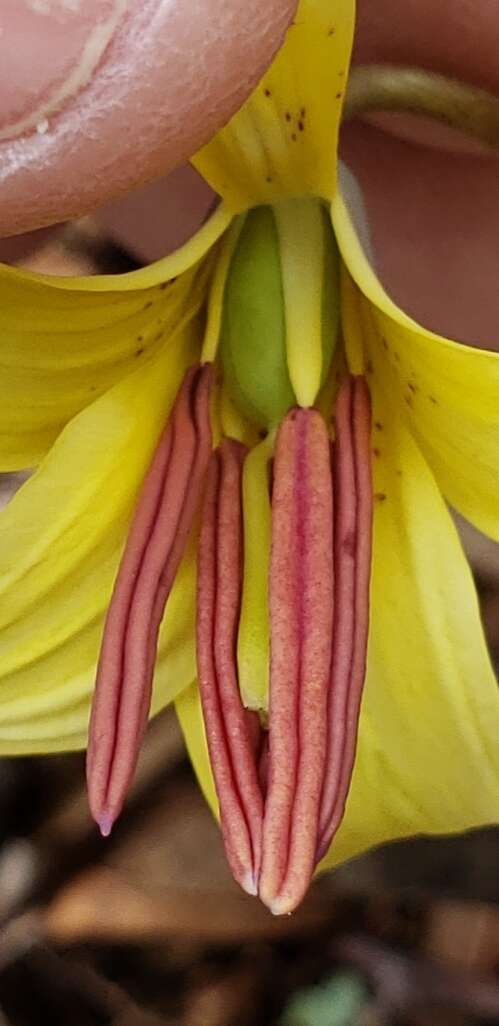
<box><xmin>0</xmin><ymin>0</ymin><xmax>125</xmax><ymax>141</ymax></box>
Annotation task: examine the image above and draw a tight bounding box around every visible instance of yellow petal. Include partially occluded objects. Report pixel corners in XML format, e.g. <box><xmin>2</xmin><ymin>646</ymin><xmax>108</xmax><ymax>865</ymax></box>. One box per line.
<box><xmin>0</xmin><ymin>206</ymin><xmax>230</xmax><ymax>471</ymax></box>
<box><xmin>332</xmin><ymin>191</ymin><xmax>499</xmax><ymax>540</ymax></box>
<box><xmin>0</xmin><ymin>321</ymin><xmax>201</xmax><ymax>754</ymax></box>
<box><xmin>322</xmin><ymin>368</ymin><xmax>499</xmax><ymax>869</ymax></box>
<box><xmin>193</xmin><ymin>0</ymin><xmax>354</xmax><ymax>210</ymax></box>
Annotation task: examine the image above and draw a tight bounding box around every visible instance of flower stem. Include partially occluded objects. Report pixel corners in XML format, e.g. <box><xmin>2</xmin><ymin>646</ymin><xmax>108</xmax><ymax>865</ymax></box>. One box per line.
<box><xmin>344</xmin><ymin>65</ymin><xmax>499</xmax><ymax>150</ymax></box>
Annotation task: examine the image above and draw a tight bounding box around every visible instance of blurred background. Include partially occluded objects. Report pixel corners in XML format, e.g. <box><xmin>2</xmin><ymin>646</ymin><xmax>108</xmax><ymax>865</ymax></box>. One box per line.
<box><xmin>1</xmin><ymin>170</ymin><xmax>499</xmax><ymax>1026</ymax></box>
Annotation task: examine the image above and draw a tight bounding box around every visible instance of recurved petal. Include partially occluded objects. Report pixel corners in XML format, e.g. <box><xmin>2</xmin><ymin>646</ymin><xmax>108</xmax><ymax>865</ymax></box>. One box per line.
<box><xmin>0</xmin><ymin>322</ymin><xmax>200</xmax><ymax>754</ymax></box>
<box><xmin>193</xmin><ymin>0</ymin><xmax>354</xmax><ymax>210</ymax></box>
<box><xmin>321</xmin><ymin>369</ymin><xmax>499</xmax><ymax>870</ymax></box>
<box><xmin>332</xmin><ymin>191</ymin><xmax>499</xmax><ymax>541</ymax></box>
<box><xmin>0</xmin><ymin>206</ymin><xmax>229</xmax><ymax>470</ymax></box>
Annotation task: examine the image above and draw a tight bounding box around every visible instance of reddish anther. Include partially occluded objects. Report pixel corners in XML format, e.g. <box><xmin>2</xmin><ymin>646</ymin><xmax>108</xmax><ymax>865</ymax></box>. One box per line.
<box><xmin>87</xmin><ymin>363</ymin><xmax>213</xmax><ymax>834</ymax></box>
<box><xmin>196</xmin><ymin>440</ymin><xmax>265</xmax><ymax>895</ymax></box>
<box><xmin>256</xmin><ymin>378</ymin><xmax>372</xmax><ymax>915</ymax></box>
<box><xmin>317</xmin><ymin>376</ymin><xmax>372</xmax><ymax>859</ymax></box>
<box><xmin>259</xmin><ymin>408</ymin><xmax>335</xmax><ymax>915</ymax></box>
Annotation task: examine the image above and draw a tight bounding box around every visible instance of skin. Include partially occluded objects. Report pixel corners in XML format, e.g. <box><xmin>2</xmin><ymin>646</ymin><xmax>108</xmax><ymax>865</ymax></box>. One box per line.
<box><xmin>1</xmin><ymin>0</ymin><xmax>499</xmax><ymax>346</ymax></box>
<box><xmin>0</xmin><ymin>0</ymin><xmax>297</xmax><ymax>235</ymax></box>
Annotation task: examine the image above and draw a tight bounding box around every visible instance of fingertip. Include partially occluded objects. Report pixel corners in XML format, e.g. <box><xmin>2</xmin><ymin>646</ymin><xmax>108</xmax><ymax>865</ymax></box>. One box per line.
<box><xmin>0</xmin><ymin>0</ymin><xmax>297</xmax><ymax>236</ymax></box>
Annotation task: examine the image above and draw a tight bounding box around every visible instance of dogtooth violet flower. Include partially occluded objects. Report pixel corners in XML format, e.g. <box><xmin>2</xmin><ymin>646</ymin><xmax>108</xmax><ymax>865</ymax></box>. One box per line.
<box><xmin>1</xmin><ymin>0</ymin><xmax>499</xmax><ymax>914</ymax></box>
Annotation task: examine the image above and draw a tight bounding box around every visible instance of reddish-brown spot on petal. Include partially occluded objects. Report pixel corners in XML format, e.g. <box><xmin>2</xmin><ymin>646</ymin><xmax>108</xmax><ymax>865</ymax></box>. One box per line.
<box><xmin>87</xmin><ymin>363</ymin><xmax>213</xmax><ymax>833</ymax></box>
<box><xmin>197</xmin><ymin>441</ymin><xmax>265</xmax><ymax>895</ymax></box>
<box><xmin>259</xmin><ymin>408</ymin><xmax>334</xmax><ymax>915</ymax></box>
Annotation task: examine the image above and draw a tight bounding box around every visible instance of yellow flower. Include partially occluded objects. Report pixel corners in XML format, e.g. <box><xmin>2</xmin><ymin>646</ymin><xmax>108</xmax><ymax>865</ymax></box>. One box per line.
<box><xmin>1</xmin><ymin>0</ymin><xmax>499</xmax><ymax>913</ymax></box>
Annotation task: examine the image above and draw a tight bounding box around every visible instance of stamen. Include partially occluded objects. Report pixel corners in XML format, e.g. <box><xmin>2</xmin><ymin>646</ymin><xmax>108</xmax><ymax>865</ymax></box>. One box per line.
<box><xmin>257</xmin><ymin>378</ymin><xmax>372</xmax><ymax>915</ymax></box>
<box><xmin>259</xmin><ymin>408</ymin><xmax>334</xmax><ymax>916</ymax></box>
<box><xmin>87</xmin><ymin>364</ymin><xmax>213</xmax><ymax>833</ymax></box>
<box><xmin>317</xmin><ymin>376</ymin><xmax>372</xmax><ymax>859</ymax></box>
<box><xmin>196</xmin><ymin>440</ymin><xmax>265</xmax><ymax>895</ymax></box>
